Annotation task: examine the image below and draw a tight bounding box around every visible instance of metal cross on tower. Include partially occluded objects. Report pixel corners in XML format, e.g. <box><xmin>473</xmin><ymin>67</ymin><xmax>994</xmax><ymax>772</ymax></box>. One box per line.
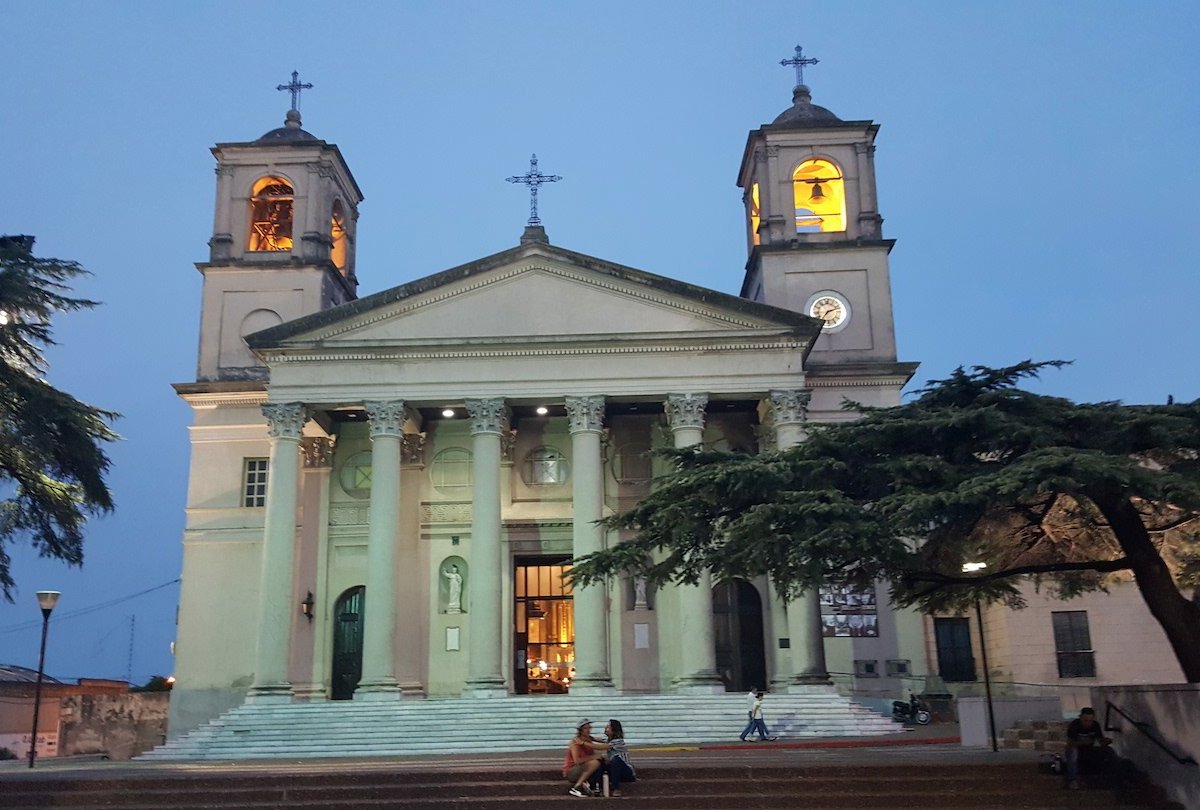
<box><xmin>276</xmin><ymin>70</ymin><xmax>314</xmax><ymax>111</ymax></box>
<box><xmin>506</xmin><ymin>154</ymin><xmax>562</xmax><ymax>226</ymax></box>
<box><xmin>780</xmin><ymin>45</ymin><xmax>819</xmax><ymax>87</ymax></box>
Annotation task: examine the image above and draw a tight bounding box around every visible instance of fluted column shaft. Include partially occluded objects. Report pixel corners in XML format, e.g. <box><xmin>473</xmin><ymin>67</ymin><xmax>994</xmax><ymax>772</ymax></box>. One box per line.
<box><xmin>249</xmin><ymin>402</ymin><xmax>306</xmax><ymax>700</ymax></box>
<box><xmin>666</xmin><ymin>393</ymin><xmax>724</xmax><ymax>692</ymax></box>
<box><xmin>566</xmin><ymin>396</ymin><xmax>612</xmax><ymax>691</ymax></box>
<box><xmin>357</xmin><ymin>401</ymin><xmax>405</xmax><ymax>698</ymax></box>
<box><xmin>770</xmin><ymin>389</ymin><xmax>831</xmax><ymax>686</ymax></box>
<box><xmin>464</xmin><ymin>398</ymin><xmax>507</xmax><ymax>696</ymax></box>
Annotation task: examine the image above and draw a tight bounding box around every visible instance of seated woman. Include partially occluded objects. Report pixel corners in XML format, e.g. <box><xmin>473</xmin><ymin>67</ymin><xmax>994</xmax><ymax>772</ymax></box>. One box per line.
<box><xmin>604</xmin><ymin>719</ymin><xmax>637</xmax><ymax>797</ymax></box>
<box><xmin>562</xmin><ymin>718</ymin><xmax>609</xmax><ymax>797</ymax></box>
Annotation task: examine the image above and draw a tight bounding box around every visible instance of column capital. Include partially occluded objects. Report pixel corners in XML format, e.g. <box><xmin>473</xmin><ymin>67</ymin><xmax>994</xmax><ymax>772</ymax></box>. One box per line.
<box><xmin>767</xmin><ymin>389</ymin><xmax>812</xmax><ymax>426</ymax></box>
<box><xmin>364</xmin><ymin>400</ymin><xmax>407</xmax><ymax>438</ymax></box>
<box><xmin>565</xmin><ymin>395</ymin><xmax>605</xmax><ymax>434</ymax></box>
<box><xmin>262</xmin><ymin>402</ymin><xmax>306</xmax><ymax>439</ymax></box>
<box><xmin>665</xmin><ymin>393</ymin><xmax>708</xmax><ymax>431</ymax></box>
<box><xmin>465</xmin><ymin>398</ymin><xmax>508</xmax><ymax>435</ymax></box>
<box><xmin>301</xmin><ymin>436</ymin><xmax>335</xmax><ymax>468</ymax></box>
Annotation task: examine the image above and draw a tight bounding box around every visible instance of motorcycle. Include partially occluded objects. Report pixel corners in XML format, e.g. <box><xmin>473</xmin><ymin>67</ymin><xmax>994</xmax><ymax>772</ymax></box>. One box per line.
<box><xmin>891</xmin><ymin>693</ymin><xmax>932</xmax><ymax>725</ymax></box>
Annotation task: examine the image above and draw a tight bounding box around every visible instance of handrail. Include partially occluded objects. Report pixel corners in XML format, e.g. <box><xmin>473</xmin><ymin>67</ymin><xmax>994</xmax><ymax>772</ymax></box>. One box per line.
<box><xmin>1103</xmin><ymin>700</ymin><xmax>1197</xmax><ymax>766</ymax></box>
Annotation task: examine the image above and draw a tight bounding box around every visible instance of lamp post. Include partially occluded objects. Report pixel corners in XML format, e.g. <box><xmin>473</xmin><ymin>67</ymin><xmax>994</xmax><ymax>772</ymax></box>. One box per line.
<box><xmin>961</xmin><ymin>563</ymin><xmax>998</xmax><ymax>752</ymax></box>
<box><xmin>28</xmin><ymin>590</ymin><xmax>60</xmax><ymax>768</ymax></box>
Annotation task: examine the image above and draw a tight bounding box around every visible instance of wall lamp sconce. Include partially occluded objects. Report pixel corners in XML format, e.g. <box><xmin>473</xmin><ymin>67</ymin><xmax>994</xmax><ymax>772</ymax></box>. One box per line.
<box><xmin>300</xmin><ymin>591</ymin><xmax>315</xmax><ymax>624</ymax></box>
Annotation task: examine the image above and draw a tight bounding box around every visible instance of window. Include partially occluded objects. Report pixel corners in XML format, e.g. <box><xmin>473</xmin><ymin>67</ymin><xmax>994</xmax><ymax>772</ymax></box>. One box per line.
<box><xmin>748</xmin><ymin>182</ymin><xmax>761</xmax><ymax>246</ymax></box>
<box><xmin>934</xmin><ymin>617</ymin><xmax>975</xmax><ymax>682</ymax></box>
<box><xmin>338</xmin><ymin>451</ymin><xmax>373</xmax><ymax>500</ymax></box>
<box><xmin>792</xmin><ymin>158</ymin><xmax>845</xmax><ymax>233</ymax></box>
<box><xmin>854</xmin><ymin>659</ymin><xmax>879</xmax><ymax>678</ymax></box>
<box><xmin>1052</xmin><ymin>611</ymin><xmax>1097</xmax><ymax>678</ymax></box>
<box><xmin>886</xmin><ymin>659</ymin><xmax>911</xmax><ymax>677</ymax></box>
<box><xmin>330</xmin><ymin>200</ymin><xmax>348</xmax><ymax>273</ymax></box>
<box><xmin>242</xmin><ymin>458</ymin><xmax>268</xmax><ymax>507</ymax></box>
<box><xmin>431</xmin><ymin>448</ymin><xmax>472</xmax><ymax>493</ymax></box>
<box><xmin>522</xmin><ymin>446</ymin><xmax>569</xmax><ymax>486</ymax></box>
<box><xmin>611</xmin><ymin>442</ymin><xmax>652</xmax><ymax>487</ymax></box>
<box><xmin>248</xmin><ymin>176</ymin><xmax>295</xmax><ymax>251</ymax></box>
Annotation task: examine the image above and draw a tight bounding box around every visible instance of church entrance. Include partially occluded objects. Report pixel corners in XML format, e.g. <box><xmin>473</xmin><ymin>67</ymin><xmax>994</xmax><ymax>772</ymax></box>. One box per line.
<box><xmin>330</xmin><ymin>586</ymin><xmax>364</xmax><ymax>700</ymax></box>
<box><xmin>513</xmin><ymin>556</ymin><xmax>575</xmax><ymax>695</ymax></box>
<box><xmin>713</xmin><ymin>579</ymin><xmax>767</xmax><ymax>692</ymax></box>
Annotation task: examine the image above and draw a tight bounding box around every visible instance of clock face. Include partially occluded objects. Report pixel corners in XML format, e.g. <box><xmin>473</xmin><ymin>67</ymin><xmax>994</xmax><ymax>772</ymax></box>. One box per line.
<box><xmin>809</xmin><ymin>294</ymin><xmax>848</xmax><ymax>329</ymax></box>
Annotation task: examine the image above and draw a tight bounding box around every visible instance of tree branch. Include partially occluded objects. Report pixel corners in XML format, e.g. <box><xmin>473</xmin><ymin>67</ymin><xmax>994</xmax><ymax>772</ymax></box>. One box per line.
<box><xmin>907</xmin><ymin>557</ymin><xmax>1132</xmax><ymax>588</ymax></box>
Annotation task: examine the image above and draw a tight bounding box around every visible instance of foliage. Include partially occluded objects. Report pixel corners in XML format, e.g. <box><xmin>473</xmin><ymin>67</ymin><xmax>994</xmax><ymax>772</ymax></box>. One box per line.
<box><xmin>131</xmin><ymin>675</ymin><xmax>173</xmax><ymax>692</ymax></box>
<box><xmin>572</xmin><ymin>361</ymin><xmax>1200</xmax><ymax>679</ymax></box>
<box><xmin>0</xmin><ymin>239</ymin><xmax>119</xmax><ymax>599</ymax></box>
<box><xmin>0</xmin><ymin>745</ymin><xmax>16</xmax><ymax>760</ymax></box>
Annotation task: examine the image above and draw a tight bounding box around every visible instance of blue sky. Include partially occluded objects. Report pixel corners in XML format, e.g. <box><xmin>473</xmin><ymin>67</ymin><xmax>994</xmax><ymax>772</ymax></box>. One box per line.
<box><xmin>1</xmin><ymin>1</ymin><xmax>1197</xmax><ymax>684</ymax></box>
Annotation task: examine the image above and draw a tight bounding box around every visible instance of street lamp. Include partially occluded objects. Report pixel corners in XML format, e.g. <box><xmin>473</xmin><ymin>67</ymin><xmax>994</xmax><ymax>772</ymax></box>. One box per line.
<box><xmin>28</xmin><ymin>590</ymin><xmax>60</xmax><ymax>768</ymax></box>
<box><xmin>961</xmin><ymin>563</ymin><xmax>998</xmax><ymax>752</ymax></box>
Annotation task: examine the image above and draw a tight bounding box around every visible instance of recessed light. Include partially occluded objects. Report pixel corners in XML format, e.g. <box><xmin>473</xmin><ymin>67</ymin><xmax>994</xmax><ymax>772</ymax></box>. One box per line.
<box><xmin>536</xmin><ymin>406</ymin><xmax>549</xmax><ymax>415</ymax></box>
<box><xmin>442</xmin><ymin>409</ymin><xmax>455</xmax><ymax>418</ymax></box>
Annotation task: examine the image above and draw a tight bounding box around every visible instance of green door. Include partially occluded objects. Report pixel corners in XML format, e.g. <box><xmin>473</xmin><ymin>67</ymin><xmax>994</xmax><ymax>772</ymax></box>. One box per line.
<box><xmin>331</xmin><ymin>586</ymin><xmax>365</xmax><ymax>700</ymax></box>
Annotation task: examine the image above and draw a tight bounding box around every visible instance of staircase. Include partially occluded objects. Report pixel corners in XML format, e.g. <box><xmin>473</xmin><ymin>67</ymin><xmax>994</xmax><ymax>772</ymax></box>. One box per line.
<box><xmin>0</xmin><ymin>762</ymin><xmax>1173</xmax><ymax>808</ymax></box>
<box><xmin>140</xmin><ymin>692</ymin><xmax>896</xmax><ymax>761</ymax></box>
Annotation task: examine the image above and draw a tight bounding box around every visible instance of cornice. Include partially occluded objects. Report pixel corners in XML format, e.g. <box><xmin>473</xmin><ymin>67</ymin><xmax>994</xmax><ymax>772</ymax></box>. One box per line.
<box><xmin>176</xmin><ymin>389</ymin><xmax>270</xmax><ymax>408</ymax></box>
<box><xmin>261</xmin><ymin>338</ymin><xmax>807</xmax><ymax>364</ymax></box>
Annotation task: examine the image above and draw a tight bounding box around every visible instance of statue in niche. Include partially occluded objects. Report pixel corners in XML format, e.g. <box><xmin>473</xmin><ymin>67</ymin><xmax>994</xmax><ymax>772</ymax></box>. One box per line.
<box><xmin>443</xmin><ymin>564</ymin><xmax>463</xmax><ymax>613</ymax></box>
<box><xmin>634</xmin><ymin>576</ymin><xmax>649</xmax><ymax>611</ymax></box>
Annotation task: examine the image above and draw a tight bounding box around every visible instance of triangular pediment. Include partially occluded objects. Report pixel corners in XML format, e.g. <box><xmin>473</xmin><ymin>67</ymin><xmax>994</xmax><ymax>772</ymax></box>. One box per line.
<box><xmin>247</xmin><ymin>243</ymin><xmax>820</xmax><ymax>352</ymax></box>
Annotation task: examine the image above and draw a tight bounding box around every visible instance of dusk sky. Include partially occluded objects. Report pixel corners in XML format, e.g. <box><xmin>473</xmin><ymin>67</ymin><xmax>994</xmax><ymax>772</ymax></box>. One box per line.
<box><xmin>1</xmin><ymin>2</ymin><xmax>1197</xmax><ymax>685</ymax></box>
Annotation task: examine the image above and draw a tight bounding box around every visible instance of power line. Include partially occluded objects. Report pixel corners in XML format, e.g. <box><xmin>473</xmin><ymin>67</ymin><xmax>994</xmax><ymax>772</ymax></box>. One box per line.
<box><xmin>0</xmin><ymin>578</ymin><xmax>180</xmax><ymax>635</ymax></box>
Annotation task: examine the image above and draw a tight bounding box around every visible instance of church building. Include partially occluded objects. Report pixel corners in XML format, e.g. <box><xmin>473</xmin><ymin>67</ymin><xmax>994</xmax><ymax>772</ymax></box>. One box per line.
<box><xmin>169</xmin><ymin>61</ymin><xmax>927</xmax><ymax>735</ymax></box>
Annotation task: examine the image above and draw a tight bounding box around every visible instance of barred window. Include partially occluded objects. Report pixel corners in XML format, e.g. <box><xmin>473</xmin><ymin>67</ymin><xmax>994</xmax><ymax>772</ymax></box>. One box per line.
<box><xmin>1052</xmin><ymin>611</ymin><xmax>1096</xmax><ymax>678</ymax></box>
<box><xmin>243</xmin><ymin>458</ymin><xmax>269</xmax><ymax>507</ymax></box>
<box><xmin>522</xmin><ymin>446</ymin><xmax>569</xmax><ymax>486</ymax></box>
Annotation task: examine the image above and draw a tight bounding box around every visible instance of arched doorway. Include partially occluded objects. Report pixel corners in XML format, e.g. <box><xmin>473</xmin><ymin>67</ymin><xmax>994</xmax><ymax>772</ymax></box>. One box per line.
<box><xmin>713</xmin><ymin>579</ymin><xmax>766</xmax><ymax>693</ymax></box>
<box><xmin>331</xmin><ymin>586</ymin><xmax>364</xmax><ymax>700</ymax></box>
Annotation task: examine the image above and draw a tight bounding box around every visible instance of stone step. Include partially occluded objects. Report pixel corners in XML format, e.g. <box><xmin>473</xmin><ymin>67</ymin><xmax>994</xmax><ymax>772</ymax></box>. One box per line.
<box><xmin>141</xmin><ymin>692</ymin><xmax>902</xmax><ymax>761</ymax></box>
<box><xmin>0</xmin><ymin>766</ymin><xmax>1152</xmax><ymax>810</ymax></box>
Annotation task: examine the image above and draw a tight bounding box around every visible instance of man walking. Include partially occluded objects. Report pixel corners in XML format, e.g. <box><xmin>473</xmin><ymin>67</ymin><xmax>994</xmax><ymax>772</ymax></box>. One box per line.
<box><xmin>740</xmin><ymin>691</ymin><xmax>777</xmax><ymax>742</ymax></box>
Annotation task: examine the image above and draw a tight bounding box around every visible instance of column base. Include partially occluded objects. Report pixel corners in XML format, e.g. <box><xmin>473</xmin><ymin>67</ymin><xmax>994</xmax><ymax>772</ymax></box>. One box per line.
<box><xmin>787</xmin><ymin>681</ymin><xmax>836</xmax><ymax>694</ymax></box>
<box><xmin>399</xmin><ymin>681</ymin><xmax>427</xmax><ymax>698</ymax></box>
<box><xmin>290</xmin><ymin>684</ymin><xmax>328</xmax><ymax>702</ymax></box>
<box><xmin>570</xmin><ymin>679</ymin><xmax>616</xmax><ymax>695</ymax></box>
<box><xmin>245</xmin><ymin>682</ymin><xmax>293</xmax><ymax>703</ymax></box>
<box><xmin>463</xmin><ymin>677</ymin><xmax>508</xmax><ymax>698</ymax></box>
<box><xmin>355</xmin><ymin>678</ymin><xmax>402</xmax><ymax>701</ymax></box>
<box><xmin>672</xmin><ymin>672</ymin><xmax>726</xmax><ymax>695</ymax></box>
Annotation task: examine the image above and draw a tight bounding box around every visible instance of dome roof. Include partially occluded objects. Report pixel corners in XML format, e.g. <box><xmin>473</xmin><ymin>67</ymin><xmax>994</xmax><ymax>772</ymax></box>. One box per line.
<box><xmin>771</xmin><ymin>85</ymin><xmax>842</xmax><ymax>127</ymax></box>
<box><xmin>256</xmin><ymin>109</ymin><xmax>319</xmax><ymax>143</ymax></box>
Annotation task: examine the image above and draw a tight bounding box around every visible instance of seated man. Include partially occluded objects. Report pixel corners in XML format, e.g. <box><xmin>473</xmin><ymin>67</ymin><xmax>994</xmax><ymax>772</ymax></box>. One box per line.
<box><xmin>1064</xmin><ymin>707</ymin><xmax>1114</xmax><ymax>789</ymax></box>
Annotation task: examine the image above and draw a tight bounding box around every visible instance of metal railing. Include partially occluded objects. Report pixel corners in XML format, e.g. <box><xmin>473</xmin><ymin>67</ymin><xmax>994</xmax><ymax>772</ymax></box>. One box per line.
<box><xmin>1104</xmin><ymin>700</ymin><xmax>1197</xmax><ymax>766</ymax></box>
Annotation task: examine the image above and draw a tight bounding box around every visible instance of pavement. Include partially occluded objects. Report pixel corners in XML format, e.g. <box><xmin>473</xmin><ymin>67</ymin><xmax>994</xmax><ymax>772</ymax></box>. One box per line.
<box><xmin>0</xmin><ymin>723</ymin><xmax>1045</xmax><ymax>781</ymax></box>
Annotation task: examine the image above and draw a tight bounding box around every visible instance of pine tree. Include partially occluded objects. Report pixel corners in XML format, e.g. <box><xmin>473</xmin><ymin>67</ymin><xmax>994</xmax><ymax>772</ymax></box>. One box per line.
<box><xmin>0</xmin><ymin>236</ymin><xmax>118</xmax><ymax>598</ymax></box>
<box><xmin>572</xmin><ymin>362</ymin><xmax>1200</xmax><ymax>681</ymax></box>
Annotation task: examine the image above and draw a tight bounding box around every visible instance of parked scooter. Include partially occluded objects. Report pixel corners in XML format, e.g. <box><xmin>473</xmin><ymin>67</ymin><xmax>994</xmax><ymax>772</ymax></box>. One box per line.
<box><xmin>891</xmin><ymin>693</ymin><xmax>932</xmax><ymax>725</ymax></box>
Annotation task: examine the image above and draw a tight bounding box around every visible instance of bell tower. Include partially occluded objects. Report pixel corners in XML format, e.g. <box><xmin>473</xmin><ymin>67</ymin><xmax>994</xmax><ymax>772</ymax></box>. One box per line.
<box><xmin>195</xmin><ymin>74</ymin><xmax>363</xmax><ymax>382</ymax></box>
<box><xmin>737</xmin><ymin>48</ymin><xmax>897</xmax><ymax>366</ymax></box>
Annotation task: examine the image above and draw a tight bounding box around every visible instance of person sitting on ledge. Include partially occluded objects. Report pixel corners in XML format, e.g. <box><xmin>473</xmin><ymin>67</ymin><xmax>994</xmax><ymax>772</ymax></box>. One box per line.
<box><xmin>563</xmin><ymin>718</ymin><xmax>610</xmax><ymax>797</ymax></box>
<box><xmin>1064</xmin><ymin>707</ymin><xmax>1114</xmax><ymax>789</ymax></box>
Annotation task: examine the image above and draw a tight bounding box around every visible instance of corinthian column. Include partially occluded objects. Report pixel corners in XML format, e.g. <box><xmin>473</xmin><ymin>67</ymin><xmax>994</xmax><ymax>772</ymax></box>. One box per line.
<box><xmin>248</xmin><ymin>402</ymin><xmax>306</xmax><ymax>701</ymax></box>
<box><xmin>565</xmin><ymin>395</ymin><xmax>613</xmax><ymax>692</ymax></box>
<box><xmin>464</xmin><ymin>398</ymin><xmax>508</xmax><ymax>697</ymax></box>
<box><xmin>665</xmin><ymin>393</ymin><xmax>724</xmax><ymax>693</ymax></box>
<box><xmin>356</xmin><ymin>400</ymin><xmax>406</xmax><ymax>699</ymax></box>
<box><xmin>769</xmin><ymin>389</ymin><xmax>831</xmax><ymax>687</ymax></box>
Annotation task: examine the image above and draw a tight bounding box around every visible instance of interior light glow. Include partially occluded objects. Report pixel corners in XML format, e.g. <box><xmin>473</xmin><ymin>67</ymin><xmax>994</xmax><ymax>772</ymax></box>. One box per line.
<box><xmin>536</xmin><ymin>406</ymin><xmax>549</xmax><ymax>415</ymax></box>
<box><xmin>962</xmin><ymin>562</ymin><xmax>987</xmax><ymax>573</ymax></box>
<box><xmin>442</xmin><ymin>409</ymin><xmax>455</xmax><ymax>418</ymax></box>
